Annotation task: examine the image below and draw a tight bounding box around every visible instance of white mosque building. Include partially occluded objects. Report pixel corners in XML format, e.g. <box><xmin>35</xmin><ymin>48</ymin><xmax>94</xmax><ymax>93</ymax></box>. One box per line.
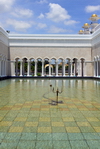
<box><xmin>0</xmin><ymin>14</ymin><xmax>100</xmax><ymax>78</ymax></box>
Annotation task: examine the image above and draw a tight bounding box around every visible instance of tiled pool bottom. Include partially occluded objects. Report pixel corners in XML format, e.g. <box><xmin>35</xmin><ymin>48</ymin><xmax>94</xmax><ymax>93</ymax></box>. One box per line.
<box><xmin>0</xmin><ymin>98</ymin><xmax>100</xmax><ymax>149</ymax></box>
<box><xmin>0</xmin><ymin>79</ymin><xmax>100</xmax><ymax>149</ymax></box>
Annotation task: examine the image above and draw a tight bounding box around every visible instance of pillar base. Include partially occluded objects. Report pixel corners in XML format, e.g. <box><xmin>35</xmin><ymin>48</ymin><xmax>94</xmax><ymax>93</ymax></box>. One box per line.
<box><xmin>27</xmin><ymin>75</ymin><xmax>30</xmax><ymax>77</ymax></box>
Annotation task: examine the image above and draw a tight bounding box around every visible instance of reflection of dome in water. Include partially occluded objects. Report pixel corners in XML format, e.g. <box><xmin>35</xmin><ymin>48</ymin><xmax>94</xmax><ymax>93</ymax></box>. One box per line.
<box><xmin>91</xmin><ymin>14</ymin><xmax>98</xmax><ymax>17</ymax></box>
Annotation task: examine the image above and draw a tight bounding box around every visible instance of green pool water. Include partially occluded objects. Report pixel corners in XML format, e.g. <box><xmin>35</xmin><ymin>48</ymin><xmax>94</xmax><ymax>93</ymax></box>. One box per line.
<box><xmin>0</xmin><ymin>79</ymin><xmax>100</xmax><ymax>149</ymax></box>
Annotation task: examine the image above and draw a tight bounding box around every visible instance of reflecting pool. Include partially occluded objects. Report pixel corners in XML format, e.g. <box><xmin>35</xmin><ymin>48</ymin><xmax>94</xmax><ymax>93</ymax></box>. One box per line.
<box><xmin>0</xmin><ymin>79</ymin><xmax>100</xmax><ymax>149</ymax></box>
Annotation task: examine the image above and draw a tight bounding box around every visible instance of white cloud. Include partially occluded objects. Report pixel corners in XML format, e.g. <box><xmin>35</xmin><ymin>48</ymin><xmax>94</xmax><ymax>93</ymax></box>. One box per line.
<box><xmin>64</xmin><ymin>20</ymin><xmax>80</xmax><ymax>26</ymax></box>
<box><xmin>48</xmin><ymin>26</ymin><xmax>71</xmax><ymax>33</ymax></box>
<box><xmin>85</xmin><ymin>5</ymin><xmax>100</xmax><ymax>13</ymax></box>
<box><xmin>11</xmin><ymin>8</ymin><xmax>33</xmax><ymax>18</ymax></box>
<box><xmin>0</xmin><ymin>0</ymin><xmax>15</xmax><ymax>13</ymax></box>
<box><xmin>7</xmin><ymin>19</ymin><xmax>33</xmax><ymax>32</ymax></box>
<box><xmin>37</xmin><ymin>23</ymin><xmax>47</xmax><ymax>29</ymax></box>
<box><xmin>38</xmin><ymin>13</ymin><xmax>44</xmax><ymax>19</ymax></box>
<box><xmin>37</xmin><ymin>0</ymin><xmax>48</xmax><ymax>4</ymax></box>
<box><xmin>46</xmin><ymin>3</ymin><xmax>71</xmax><ymax>22</ymax></box>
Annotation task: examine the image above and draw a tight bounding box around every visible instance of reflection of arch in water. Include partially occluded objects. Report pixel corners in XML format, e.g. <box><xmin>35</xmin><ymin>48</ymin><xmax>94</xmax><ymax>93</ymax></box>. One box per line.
<box><xmin>45</xmin><ymin>64</ymin><xmax>53</xmax><ymax>75</ymax></box>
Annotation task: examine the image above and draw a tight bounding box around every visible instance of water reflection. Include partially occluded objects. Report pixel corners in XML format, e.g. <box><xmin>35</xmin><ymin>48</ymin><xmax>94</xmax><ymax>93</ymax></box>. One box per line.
<box><xmin>0</xmin><ymin>79</ymin><xmax>100</xmax><ymax>104</ymax></box>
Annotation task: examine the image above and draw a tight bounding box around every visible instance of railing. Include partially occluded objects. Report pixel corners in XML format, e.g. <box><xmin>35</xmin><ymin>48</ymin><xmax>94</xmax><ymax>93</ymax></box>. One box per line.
<box><xmin>94</xmin><ymin>24</ymin><xmax>100</xmax><ymax>32</ymax></box>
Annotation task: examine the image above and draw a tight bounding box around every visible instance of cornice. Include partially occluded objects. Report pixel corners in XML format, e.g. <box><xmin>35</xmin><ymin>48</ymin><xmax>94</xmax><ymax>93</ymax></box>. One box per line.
<box><xmin>0</xmin><ymin>27</ymin><xmax>9</xmax><ymax>46</ymax></box>
<box><xmin>8</xmin><ymin>33</ymin><xmax>92</xmax><ymax>47</ymax></box>
<box><xmin>8</xmin><ymin>34</ymin><xmax>91</xmax><ymax>40</ymax></box>
<box><xmin>0</xmin><ymin>26</ymin><xmax>100</xmax><ymax>48</ymax></box>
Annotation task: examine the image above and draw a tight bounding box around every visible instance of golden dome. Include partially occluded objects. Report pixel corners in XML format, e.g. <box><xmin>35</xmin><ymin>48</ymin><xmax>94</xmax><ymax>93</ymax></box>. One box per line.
<box><xmin>84</xmin><ymin>23</ymin><xmax>89</xmax><ymax>26</ymax></box>
<box><xmin>79</xmin><ymin>30</ymin><xmax>83</xmax><ymax>32</ymax></box>
<box><xmin>91</xmin><ymin>14</ymin><xmax>97</xmax><ymax>17</ymax></box>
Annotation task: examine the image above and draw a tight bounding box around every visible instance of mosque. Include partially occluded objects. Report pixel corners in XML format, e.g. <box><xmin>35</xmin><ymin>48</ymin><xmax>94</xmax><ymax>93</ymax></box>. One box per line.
<box><xmin>0</xmin><ymin>14</ymin><xmax>100</xmax><ymax>78</ymax></box>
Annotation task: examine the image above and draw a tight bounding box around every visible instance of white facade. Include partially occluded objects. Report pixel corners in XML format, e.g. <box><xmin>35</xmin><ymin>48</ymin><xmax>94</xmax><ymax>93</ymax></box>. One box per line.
<box><xmin>0</xmin><ymin>26</ymin><xmax>100</xmax><ymax>77</ymax></box>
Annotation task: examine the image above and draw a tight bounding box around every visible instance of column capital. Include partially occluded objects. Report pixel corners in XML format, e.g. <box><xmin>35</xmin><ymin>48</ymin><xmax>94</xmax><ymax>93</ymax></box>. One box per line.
<box><xmin>49</xmin><ymin>59</ymin><xmax>51</xmax><ymax>63</ymax></box>
<box><xmin>42</xmin><ymin>59</ymin><xmax>44</xmax><ymax>63</ymax></box>
<box><xmin>70</xmin><ymin>60</ymin><xmax>73</xmax><ymax>63</ymax></box>
<box><xmin>35</xmin><ymin>59</ymin><xmax>37</xmax><ymax>63</ymax></box>
<box><xmin>27</xmin><ymin>59</ymin><xmax>30</xmax><ymax>63</ymax></box>
<box><xmin>63</xmin><ymin>59</ymin><xmax>66</xmax><ymax>63</ymax></box>
<box><xmin>56</xmin><ymin>60</ymin><xmax>59</xmax><ymax>63</ymax></box>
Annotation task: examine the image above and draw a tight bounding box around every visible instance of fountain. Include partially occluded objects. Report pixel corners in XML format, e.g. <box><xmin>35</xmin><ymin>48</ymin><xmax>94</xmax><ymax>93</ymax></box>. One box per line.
<box><xmin>50</xmin><ymin>84</ymin><xmax>63</xmax><ymax>105</ymax></box>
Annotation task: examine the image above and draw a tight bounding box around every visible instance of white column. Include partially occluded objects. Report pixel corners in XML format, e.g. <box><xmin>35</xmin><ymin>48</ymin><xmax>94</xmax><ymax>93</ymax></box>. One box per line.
<box><xmin>27</xmin><ymin>60</ymin><xmax>30</xmax><ymax>76</ymax></box>
<box><xmin>68</xmin><ymin>60</ymin><xmax>70</xmax><ymax>76</ymax></box>
<box><xmin>49</xmin><ymin>60</ymin><xmax>51</xmax><ymax>76</ymax></box>
<box><xmin>83</xmin><ymin>60</ymin><xmax>86</xmax><ymax>76</ymax></box>
<box><xmin>97</xmin><ymin>59</ymin><xmax>99</xmax><ymax>77</ymax></box>
<box><xmin>70</xmin><ymin>60</ymin><xmax>73</xmax><ymax>76</ymax></box>
<box><xmin>15</xmin><ymin>59</ymin><xmax>18</xmax><ymax>76</ymax></box>
<box><xmin>78</xmin><ymin>60</ymin><xmax>82</xmax><ymax>76</ymax></box>
<box><xmin>11</xmin><ymin>61</ymin><xmax>15</xmax><ymax>76</ymax></box>
<box><xmin>42</xmin><ymin>60</ymin><xmax>44</xmax><ymax>76</ymax></box>
<box><xmin>56</xmin><ymin>60</ymin><xmax>58</xmax><ymax>76</ymax></box>
<box><xmin>3</xmin><ymin>59</ymin><xmax>5</xmax><ymax>76</ymax></box>
<box><xmin>22</xmin><ymin>59</ymin><xmax>24</xmax><ymax>76</ymax></box>
<box><xmin>77</xmin><ymin>60</ymin><xmax>80</xmax><ymax>76</ymax></box>
<box><xmin>62</xmin><ymin>60</ymin><xmax>65</xmax><ymax>76</ymax></box>
<box><xmin>20</xmin><ymin>60</ymin><xmax>22</xmax><ymax>76</ymax></box>
<box><xmin>1</xmin><ymin>59</ymin><xmax>3</xmax><ymax>76</ymax></box>
<box><xmin>35</xmin><ymin>60</ymin><xmax>37</xmax><ymax>76</ymax></box>
<box><xmin>94</xmin><ymin>60</ymin><xmax>96</xmax><ymax>77</ymax></box>
<box><xmin>74</xmin><ymin>63</ymin><xmax>75</xmax><ymax>76</ymax></box>
<box><xmin>5</xmin><ymin>59</ymin><xmax>7</xmax><ymax>76</ymax></box>
<box><xmin>0</xmin><ymin>58</ymin><xmax>1</xmax><ymax>77</ymax></box>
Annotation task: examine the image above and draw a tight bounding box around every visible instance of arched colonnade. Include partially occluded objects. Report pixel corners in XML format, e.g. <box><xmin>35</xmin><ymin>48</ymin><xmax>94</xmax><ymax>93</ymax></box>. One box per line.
<box><xmin>12</xmin><ymin>57</ymin><xmax>87</xmax><ymax>77</ymax></box>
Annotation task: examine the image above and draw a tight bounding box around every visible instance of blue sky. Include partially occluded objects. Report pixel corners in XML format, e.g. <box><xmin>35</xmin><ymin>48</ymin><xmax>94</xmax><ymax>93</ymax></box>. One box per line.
<box><xmin>0</xmin><ymin>0</ymin><xmax>100</xmax><ymax>34</ymax></box>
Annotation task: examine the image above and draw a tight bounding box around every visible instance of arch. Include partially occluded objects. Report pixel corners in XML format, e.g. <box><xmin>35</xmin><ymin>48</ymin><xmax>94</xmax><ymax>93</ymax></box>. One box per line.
<box><xmin>58</xmin><ymin>57</ymin><xmax>64</xmax><ymax>61</ymax></box>
<box><xmin>65</xmin><ymin>57</ymin><xmax>71</xmax><ymax>60</ymax></box>
<box><xmin>22</xmin><ymin>57</ymin><xmax>28</xmax><ymax>60</ymax></box>
<box><xmin>50</xmin><ymin>57</ymin><xmax>57</xmax><ymax>60</ymax></box>
<box><xmin>44</xmin><ymin>57</ymin><xmax>49</xmax><ymax>60</ymax></box>
<box><xmin>14</xmin><ymin>57</ymin><xmax>21</xmax><ymax>60</ymax></box>
<box><xmin>29</xmin><ymin>57</ymin><xmax>35</xmax><ymax>60</ymax></box>
<box><xmin>79</xmin><ymin>57</ymin><xmax>85</xmax><ymax>60</ymax></box>
<box><xmin>30</xmin><ymin>58</ymin><xmax>35</xmax><ymax>61</ymax></box>
<box><xmin>36</xmin><ymin>57</ymin><xmax>43</xmax><ymax>60</ymax></box>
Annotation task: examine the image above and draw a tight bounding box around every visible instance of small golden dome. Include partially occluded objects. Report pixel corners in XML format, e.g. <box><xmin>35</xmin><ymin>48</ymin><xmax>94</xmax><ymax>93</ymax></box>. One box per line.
<box><xmin>84</xmin><ymin>23</ymin><xmax>89</xmax><ymax>26</ymax></box>
<box><xmin>91</xmin><ymin>14</ymin><xmax>97</xmax><ymax>17</ymax></box>
<box><xmin>79</xmin><ymin>30</ymin><xmax>83</xmax><ymax>32</ymax></box>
